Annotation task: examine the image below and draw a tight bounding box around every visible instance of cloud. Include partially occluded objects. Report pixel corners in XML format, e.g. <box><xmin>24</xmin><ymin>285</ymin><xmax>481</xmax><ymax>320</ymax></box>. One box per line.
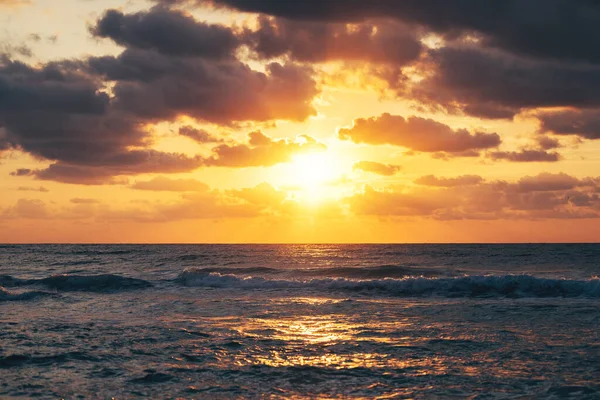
<box><xmin>410</xmin><ymin>47</ymin><xmax>600</xmax><ymax>120</ymax></box>
<box><xmin>0</xmin><ymin>0</ymin><xmax>29</xmax><ymax>6</ymax></box>
<box><xmin>205</xmin><ymin>131</ymin><xmax>326</xmax><ymax>167</ymax></box>
<box><xmin>488</xmin><ymin>149</ymin><xmax>561</xmax><ymax>162</ymax></box>
<box><xmin>90</xmin><ymin>50</ymin><xmax>318</xmax><ymax>124</ymax></box>
<box><xmin>353</xmin><ymin>161</ymin><xmax>401</xmax><ymax>176</ymax></box>
<box><xmin>10</xmin><ymin>168</ymin><xmax>33</xmax><ymax>177</ymax></box>
<box><xmin>2</xmin><ymin>199</ymin><xmax>48</xmax><ymax>219</ymax></box>
<box><xmin>415</xmin><ymin>175</ymin><xmax>483</xmax><ymax>187</ymax></box>
<box><xmin>227</xmin><ymin>182</ymin><xmax>287</xmax><ymax>205</ymax></box>
<box><xmin>537</xmin><ymin>136</ymin><xmax>561</xmax><ymax>150</ymax></box>
<box><xmin>244</xmin><ymin>16</ymin><xmax>422</xmax><ymax>65</ymax></box>
<box><xmin>347</xmin><ymin>185</ymin><xmax>455</xmax><ymax>217</ymax></box>
<box><xmin>0</xmin><ymin>15</ymin><xmax>320</xmax><ymax>185</ymax></box>
<box><xmin>206</xmin><ymin>0</ymin><xmax>600</xmax><ymax>65</ymax></box>
<box><xmin>514</xmin><ymin>173</ymin><xmax>584</xmax><ymax>193</ymax></box>
<box><xmin>338</xmin><ymin>113</ymin><xmax>500</xmax><ymax>155</ymax></box>
<box><xmin>70</xmin><ymin>198</ymin><xmax>100</xmax><ymax>204</ymax></box>
<box><xmin>130</xmin><ymin>176</ymin><xmax>210</xmax><ymax>192</ymax></box>
<box><xmin>345</xmin><ymin>172</ymin><xmax>600</xmax><ymax>220</ymax></box>
<box><xmin>536</xmin><ymin>109</ymin><xmax>600</xmax><ymax>139</ymax></box>
<box><xmin>92</xmin><ymin>8</ymin><xmax>240</xmax><ymax>59</ymax></box>
<box><xmin>17</xmin><ymin>186</ymin><xmax>49</xmax><ymax>192</ymax></box>
<box><xmin>179</xmin><ymin>126</ymin><xmax>223</xmax><ymax>143</ymax></box>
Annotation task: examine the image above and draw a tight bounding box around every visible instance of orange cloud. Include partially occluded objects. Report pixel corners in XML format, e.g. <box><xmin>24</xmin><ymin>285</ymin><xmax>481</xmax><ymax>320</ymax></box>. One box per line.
<box><xmin>130</xmin><ymin>176</ymin><xmax>210</xmax><ymax>192</ymax></box>
<box><xmin>339</xmin><ymin>113</ymin><xmax>501</xmax><ymax>156</ymax></box>
<box><xmin>353</xmin><ymin>161</ymin><xmax>401</xmax><ymax>176</ymax></box>
<box><xmin>205</xmin><ymin>131</ymin><xmax>326</xmax><ymax>167</ymax></box>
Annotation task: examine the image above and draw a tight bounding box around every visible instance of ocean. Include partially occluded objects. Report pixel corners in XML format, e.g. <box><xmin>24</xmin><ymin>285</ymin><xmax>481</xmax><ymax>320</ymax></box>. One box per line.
<box><xmin>0</xmin><ymin>244</ymin><xmax>599</xmax><ymax>399</ymax></box>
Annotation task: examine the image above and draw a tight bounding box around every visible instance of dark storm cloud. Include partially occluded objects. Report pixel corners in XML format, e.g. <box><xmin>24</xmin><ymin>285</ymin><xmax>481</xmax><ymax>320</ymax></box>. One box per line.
<box><xmin>488</xmin><ymin>149</ymin><xmax>561</xmax><ymax>163</ymax></box>
<box><xmin>0</xmin><ymin>57</ymin><xmax>156</xmax><ymax>170</ymax></box>
<box><xmin>0</xmin><ymin>14</ymin><xmax>320</xmax><ymax>185</ymax></box>
<box><xmin>352</xmin><ymin>161</ymin><xmax>401</xmax><ymax>176</ymax></box>
<box><xmin>89</xmin><ymin>49</ymin><xmax>317</xmax><ymax>124</ymax></box>
<box><xmin>205</xmin><ymin>0</ymin><xmax>600</xmax><ymax>65</ymax></box>
<box><xmin>338</xmin><ymin>113</ymin><xmax>501</xmax><ymax>155</ymax></box>
<box><xmin>410</xmin><ymin>47</ymin><xmax>600</xmax><ymax>120</ymax></box>
<box><xmin>536</xmin><ymin>109</ymin><xmax>600</xmax><ymax>139</ymax></box>
<box><xmin>245</xmin><ymin>16</ymin><xmax>422</xmax><ymax>64</ymax></box>
<box><xmin>92</xmin><ymin>8</ymin><xmax>240</xmax><ymax>59</ymax></box>
<box><xmin>205</xmin><ymin>131</ymin><xmax>326</xmax><ymax>167</ymax></box>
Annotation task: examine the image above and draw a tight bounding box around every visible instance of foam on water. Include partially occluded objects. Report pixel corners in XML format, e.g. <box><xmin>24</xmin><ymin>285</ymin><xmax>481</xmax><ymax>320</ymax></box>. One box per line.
<box><xmin>0</xmin><ymin>286</ymin><xmax>51</xmax><ymax>301</ymax></box>
<box><xmin>0</xmin><ymin>244</ymin><xmax>598</xmax><ymax>398</ymax></box>
<box><xmin>178</xmin><ymin>269</ymin><xmax>600</xmax><ymax>298</ymax></box>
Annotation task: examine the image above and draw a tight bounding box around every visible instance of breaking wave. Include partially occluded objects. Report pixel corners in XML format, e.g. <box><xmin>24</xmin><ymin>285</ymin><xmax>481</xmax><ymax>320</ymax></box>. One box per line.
<box><xmin>177</xmin><ymin>270</ymin><xmax>600</xmax><ymax>298</ymax></box>
<box><xmin>0</xmin><ymin>274</ymin><xmax>152</xmax><ymax>292</ymax></box>
<box><xmin>0</xmin><ymin>286</ymin><xmax>52</xmax><ymax>302</ymax></box>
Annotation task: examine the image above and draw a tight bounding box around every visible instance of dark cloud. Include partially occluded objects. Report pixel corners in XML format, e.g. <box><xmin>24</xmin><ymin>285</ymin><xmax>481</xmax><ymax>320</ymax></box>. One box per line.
<box><xmin>92</xmin><ymin>8</ymin><xmax>240</xmax><ymax>59</ymax></box>
<box><xmin>31</xmin><ymin>151</ymin><xmax>204</xmax><ymax>185</ymax></box>
<box><xmin>179</xmin><ymin>126</ymin><xmax>223</xmax><ymax>143</ymax></box>
<box><xmin>0</xmin><ymin>57</ymin><xmax>162</xmax><ymax>173</ymax></box>
<box><xmin>130</xmin><ymin>176</ymin><xmax>210</xmax><ymax>192</ymax></box>
<box><xmin>89</xmin><ymin>50</ymin><xmax>318</xmax><ymax>124</ymax></box>
<box><xmin>338</xmin><ymin>113</ymin><xmax>500</xmax><ymax>155</ymax></box>
<box><xmin>205</xmin><ymin>131</ymin><xmax>326</xmax><ymax>167</ymax></box>
<box><xmin>536</xmin><ymin>109</ymin><xmax>600</xmax><ymax>139</ymax></box>
<box><xmin>10</xmin><ymin>168</ymin><xmax>33</xmax><ymax>177</ymax></box>
<box><xmin>410</xmin><ymin>47</ymin><xmax>600</xmax><ymax>119</ymax></box>
<box><xmin>0</xmin><ymin>20</ymin><xmax>319</xmax><ymax>184</ymax></box>
<box><xmin>353</xmin><ymin>161</ymin><xmax>401</xmax><ymax>176</ymax></box>
<box><xmin>415</xmin><ymin>175</ymin><xmax>483</xmax><ymax>187</ymax></box>
<box><xmin>537</xmin><ymin>136</ymin><xmax>561</xmax><ymax>150</ymax></box>
<box><xmin>488</xmin><ymin>149</ymin><xmax>561</xmax><ymax>162</ymax></box>
<box><xmin>245</xmin><ymin>16</ymin><xmax>422</xmax><ymax>64</ymax></box>
<box><xmin>206</xmin><ymin>0</ymin><xmax>600</xmax><ymax>65</ymax></box>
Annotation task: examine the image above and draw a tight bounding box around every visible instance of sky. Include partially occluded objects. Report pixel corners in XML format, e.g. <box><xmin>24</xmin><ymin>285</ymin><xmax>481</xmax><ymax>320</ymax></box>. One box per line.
<box><xmin>1</xmin><ymin>0</ymin><xmax>600</xmax><ymax>243</ymax></box>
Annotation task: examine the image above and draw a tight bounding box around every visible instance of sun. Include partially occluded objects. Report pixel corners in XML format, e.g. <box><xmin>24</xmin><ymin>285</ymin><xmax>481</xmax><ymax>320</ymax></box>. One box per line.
<box><xmin>290</xmin><ymin>152</ymin><xmax>337</xmax><ymax>188</ymax></box>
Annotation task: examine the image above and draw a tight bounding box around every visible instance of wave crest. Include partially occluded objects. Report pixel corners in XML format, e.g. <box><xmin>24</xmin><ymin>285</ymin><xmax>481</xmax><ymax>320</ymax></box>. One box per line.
<box><xmin>0</xmin><ymin>274</ymin><xmax>152</xmax><ymax>292</ymax></box>
<box><xmin>177</xmin><ymin>270</ymin><xmax>600</xmax><ymax>298</ymax></box>
<box><xmin>0</xmin><ymin>286</ymin><xmax>52</xmax><ymax>301</ymax></box>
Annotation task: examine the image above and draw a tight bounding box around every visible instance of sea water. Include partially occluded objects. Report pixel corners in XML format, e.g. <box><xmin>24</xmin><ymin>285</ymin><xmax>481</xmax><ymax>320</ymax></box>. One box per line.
<box><xmin>0</xmin><ymin>244</ymin><xmax>599</xmax><ymax>398</ymax></box>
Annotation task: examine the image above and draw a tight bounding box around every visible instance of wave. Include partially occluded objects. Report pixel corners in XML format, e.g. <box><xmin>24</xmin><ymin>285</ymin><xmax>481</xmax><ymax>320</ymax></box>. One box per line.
<box><xmin>187</xmin><ymin>265</ymin><xmax>444</xmax><ymax>279</ymax></box>
<box><xmin>180</xmin><ymin>266</ymin><xmax>281</xmax><ymax>275</ymax></box>
<box><xmin>0</xmin><ymin>286</ymin><xmax>52</xmax><ymax>302</ymax></box>
<box><xmin>0</xmin><ymin>352</ymin><xmax>97</xmax><ymax>368</ymax></box>
<box><xmin>0</xmin><ymin>274</ymin><xmax>152</xmax><ymax>293</ymax></box>
<box><xmin>177</xmin><ymin>270</ymin><xmax>600</xmax><ymax>298</ymax></box>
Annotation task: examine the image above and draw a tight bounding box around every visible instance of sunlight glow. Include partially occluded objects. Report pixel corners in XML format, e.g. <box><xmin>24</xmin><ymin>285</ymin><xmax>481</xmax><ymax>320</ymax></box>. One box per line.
<box><xmin>289</xmin><ymin>152</ymin><xmax>339</xmax><ymax>189</ymax></box>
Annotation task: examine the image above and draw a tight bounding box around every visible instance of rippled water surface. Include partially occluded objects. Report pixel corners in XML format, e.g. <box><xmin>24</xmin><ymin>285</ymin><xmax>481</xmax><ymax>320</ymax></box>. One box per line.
<box><xmin>0</xmin><ymin>244</ymin><xmax>599</xmax><ymax>398</ymax></box>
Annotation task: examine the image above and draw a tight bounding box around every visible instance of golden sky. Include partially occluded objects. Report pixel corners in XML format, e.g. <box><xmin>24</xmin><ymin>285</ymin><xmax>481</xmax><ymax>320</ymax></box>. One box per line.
<box><xmin>1</xmin><ymin>0</ymin><xmax>600</xmax><ymax>242</ymax></box>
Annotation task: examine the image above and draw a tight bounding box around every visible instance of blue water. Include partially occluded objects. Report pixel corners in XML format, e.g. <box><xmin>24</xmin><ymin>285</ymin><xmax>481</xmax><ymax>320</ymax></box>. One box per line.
<box><xmin>0</xmin><ymin>244</ymin><xmax>599</xmax><ymax>398</ymax></box>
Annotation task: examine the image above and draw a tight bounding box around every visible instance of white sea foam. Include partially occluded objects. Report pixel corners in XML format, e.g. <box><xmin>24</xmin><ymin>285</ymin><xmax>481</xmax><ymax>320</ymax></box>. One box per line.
<box><xmin>177</xmin><ymin>269</ymin><xmax>600</xmax><ymax>298</ymax></box>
